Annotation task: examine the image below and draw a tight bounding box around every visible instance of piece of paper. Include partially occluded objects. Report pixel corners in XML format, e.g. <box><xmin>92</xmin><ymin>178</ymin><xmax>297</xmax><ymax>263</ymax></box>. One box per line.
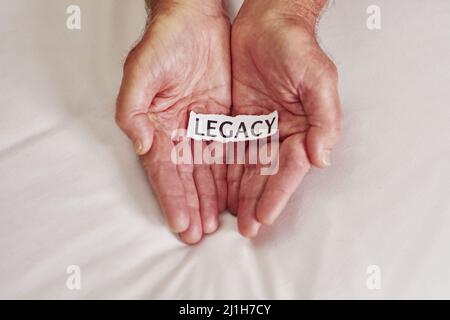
<box><xmin>186</xmin><ymin>111</ymin><xmax>278</xmax><ymax>143</ymax></box>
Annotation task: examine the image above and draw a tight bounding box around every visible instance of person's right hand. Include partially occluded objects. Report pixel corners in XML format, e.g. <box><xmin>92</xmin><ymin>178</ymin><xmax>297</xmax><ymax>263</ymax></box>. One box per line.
<box><xmin>116</xmin><ymin>0</ymin><xmax>231</xmax><ymax>244</ymax></box>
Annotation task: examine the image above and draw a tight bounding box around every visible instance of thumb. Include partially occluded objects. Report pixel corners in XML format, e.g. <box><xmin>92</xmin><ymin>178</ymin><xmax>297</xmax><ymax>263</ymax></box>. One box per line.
<box><xmin>118</xmin><ymin>113</ymin><xmax>154</xmax><ymax>155</ymax></box>
<box><xmin>115</xmin><ymin>47</ymin><xmax>160</xmax><ymax>155</ymax></box>
<box><xmin>303</xmin><ymin>63</ymin><xmax>341</xmax><ymax>168</ymax></box>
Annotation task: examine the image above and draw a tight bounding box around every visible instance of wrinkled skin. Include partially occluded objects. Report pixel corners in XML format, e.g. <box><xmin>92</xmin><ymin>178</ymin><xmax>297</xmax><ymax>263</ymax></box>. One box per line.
<box><xmin>228</xmin><ymin>7</ymin><xmax>341</xmax><ymax>237</ymax></box>
<box><xmin>117</xmin><ymin>0</ymin><xmax>341</xmax><ymax>244</ymax></box>
<box><xmin>116</xmin><ymin>3</ymin><xmax>231</xmax><ymax>244</ymax></box>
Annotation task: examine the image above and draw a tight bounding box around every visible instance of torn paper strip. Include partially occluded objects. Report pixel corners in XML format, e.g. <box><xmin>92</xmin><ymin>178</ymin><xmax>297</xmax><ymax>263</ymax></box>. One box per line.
<box><xmin>186</xmin><ymin>111</ymin><xmax>278</xmax><ymax>143</ymax></box>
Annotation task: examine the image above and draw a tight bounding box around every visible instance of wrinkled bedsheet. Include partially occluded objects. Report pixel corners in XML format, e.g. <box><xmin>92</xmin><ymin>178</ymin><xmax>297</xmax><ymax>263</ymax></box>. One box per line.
<box><xmin>0</xmin><ymin>0</ymin><xmax>449</xmax><ymax>299</ymax></box>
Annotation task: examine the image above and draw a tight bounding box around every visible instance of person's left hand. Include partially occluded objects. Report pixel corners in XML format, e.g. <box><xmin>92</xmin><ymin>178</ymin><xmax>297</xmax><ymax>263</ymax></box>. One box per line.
<box><xmin>228</xmin><ymin>0</ymin><xmax>341</xmax><ymax>237</ymax></box>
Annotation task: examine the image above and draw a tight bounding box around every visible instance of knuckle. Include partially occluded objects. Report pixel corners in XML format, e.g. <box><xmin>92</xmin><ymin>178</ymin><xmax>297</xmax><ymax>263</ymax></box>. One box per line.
<box><xmin>324</xmin><ymin>114</ymin><xmax>341</xmax><ymax>142</ymax></box>
<box><xmin>114</xmin><ymin>110</ymin><xmax>129</xmax><ymax>132</ymax></box>
<box><xmin>322</xmin><ymin>111</ymin><xmax>341</xmax><ymax>135</ymax></box>
<box><xmin>327</xmin><ymin>61</ymin><xmax>338</xmax><ymax>79</ymax></box>
<box><xmin>311</xmin><ymin>52</ymin><xmax>338</xmax><ymax>87</ymax></box>
<box><xmin>318</xmin><ymin>63</ymin><xmax>338</xmax><ymax>88</ymax></box>
<box><xmin>114</xmin><ymin>111</ymin><xmax>123</xmax><ymax>128</ymax></box>
<box><xmin>330</xmin><ymin>124</ymin><xmax>341</xmax><ymax>140</ymax></box>
<box><xmin>123</xmin><ymin>44</ymin><xmax>146</xmax><ymax>74</ymax></box>
<box><xmin>123</xmin><ymin>53</ymin><xmax>137</xmax><ymax>74</ymax></box>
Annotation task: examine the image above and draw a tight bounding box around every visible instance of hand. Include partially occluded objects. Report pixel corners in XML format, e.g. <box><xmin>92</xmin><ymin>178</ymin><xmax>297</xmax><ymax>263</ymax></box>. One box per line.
<box><xmin>228</xmin><ymin>0</ymin><xmax>341</xmax><ymax>237</ymax></box>
<box><xmin>116</xmin><ymin>0</ymin><xmax>231</xmax><ymax>244</ymax></box>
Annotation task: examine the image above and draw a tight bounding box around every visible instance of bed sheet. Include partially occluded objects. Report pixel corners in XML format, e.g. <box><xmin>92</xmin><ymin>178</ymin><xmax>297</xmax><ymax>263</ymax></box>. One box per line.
<box><xmin>0</xmin><ymin>0</ymin><xmax>449</xmax><ymax>299</ymax></box>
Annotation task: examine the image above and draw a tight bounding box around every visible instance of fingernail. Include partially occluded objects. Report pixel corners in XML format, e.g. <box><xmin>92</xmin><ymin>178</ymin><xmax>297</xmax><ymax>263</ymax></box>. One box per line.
<box><xmin>133</xmin><ymin>140</ymin><xmax>143</xmax><ymax>155</ymax></box>
<box><xmin>322</xmin><ymin>150</ymin><xmax>331</xmax><ymax>166</ymax></box>
<box><xmin>170</xmin><ymin>215</ymin><xmax>190</xmax><ymax>233</ymax></box>
<box><xmin>203</xmin><ymin>217</ymin><xmax>219</xmax><ymax>234</ymax></box>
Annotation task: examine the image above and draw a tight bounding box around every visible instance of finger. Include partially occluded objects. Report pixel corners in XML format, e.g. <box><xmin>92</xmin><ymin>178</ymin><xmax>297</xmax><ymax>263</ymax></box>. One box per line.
<box><xmin>227</xmin><ymin>164</ymin><xmax>244</xmax><ymax>215</ymax></box>
<box><xmin>256</xmin><ymin>135</ymin><xmax>310</xmax><ymax>225</ymax></box>
<box><xmin>212</xmin><ymin>163</ymin><xmax>227</xmax><ymax>213</ymax></box>
<box><xmin>177</xmin><ymin>160</ymin><xmax>203</xmax><ymax>245</ymax></box>
<box><xmin>116</xmin><ymin>45</ymin><xmax>161</xmax><ymax>155</ymax></box>
<box><xmin>194</xmin><ymin>163</ymin><xmax>219</xmax><ymax>234</ymax></box>
<box><xmin>209</xmin><ymin>142</ymin><xmax>227</xmax><ymax>213</ymax></box>
<box><xmin>303</xmin><ymin>62</ymin><xmax>341</xmax><ymax>168</ymax></box>
<box><xmin>179</xmin><ymin>205</ymin><xmax>203</xmax><ymax>245</ymax></box>
<box><xmin>226</xmin><ymin>142</ymin><xmax>245</xmax><ymax>215</ymax></box>
<box><xmin>142</xmin><ymin>131</ymin><xmax>189</xmax><ymax>233</ymax></box>
<box><xmin>237</xmin><ymin>164</ymin><xmax>268</xmax><ymax>238</ymax></box>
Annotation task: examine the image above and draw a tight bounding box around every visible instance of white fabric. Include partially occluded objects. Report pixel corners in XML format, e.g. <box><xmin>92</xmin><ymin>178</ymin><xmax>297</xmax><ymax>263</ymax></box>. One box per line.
<box><xmin>0</xmin><ymin>0</ymin><xmax>449</xmax><ymax>299</ymax></box>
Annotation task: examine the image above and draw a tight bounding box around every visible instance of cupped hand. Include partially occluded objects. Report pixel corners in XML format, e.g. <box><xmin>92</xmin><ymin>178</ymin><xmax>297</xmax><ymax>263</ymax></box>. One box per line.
<box><xmin>116</xmin><ymin>0</ymin><xmax>231</xmax><ymax>244</ymax></box>
<box><xmin>228</xmin><ymin>0</ymin><xmax>341</xmax><ymax>237</ymax></box>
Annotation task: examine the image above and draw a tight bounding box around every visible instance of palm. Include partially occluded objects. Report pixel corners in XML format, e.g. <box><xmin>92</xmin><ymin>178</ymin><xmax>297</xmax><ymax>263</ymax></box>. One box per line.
<box><xmin>228</xmin><ymin>17</ymin><xmax>340</xmax><ymax>237</ymax></box>
<box><xmin>142</xmin><ymin>10</ymin><xmax>230</xmax><ymax>131</ymax></box>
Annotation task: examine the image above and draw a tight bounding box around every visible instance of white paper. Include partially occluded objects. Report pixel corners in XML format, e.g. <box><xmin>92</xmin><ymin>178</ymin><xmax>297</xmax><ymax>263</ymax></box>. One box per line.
<box><xmin>186</xmin><ymin>111</ymin><xmax>278</xmax><ymax>143</ymax></box>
